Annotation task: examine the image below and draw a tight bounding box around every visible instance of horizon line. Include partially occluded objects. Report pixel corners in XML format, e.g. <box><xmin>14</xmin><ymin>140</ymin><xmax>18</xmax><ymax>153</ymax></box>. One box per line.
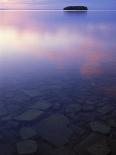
<box><xmin>0</xmin><ymin>9</ymin><xmax>116</xmax><ymax>11</ymax></box>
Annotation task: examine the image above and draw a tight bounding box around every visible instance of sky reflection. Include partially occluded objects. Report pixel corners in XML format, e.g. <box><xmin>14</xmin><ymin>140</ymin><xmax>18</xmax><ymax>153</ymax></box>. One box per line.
<box><xmin>0</xmin><ymin>0</ymin><xmax>116</xmax><ymax>9</ymax></box>
<box><xmin>0</xmin><ymin>11</ymin><xmax>116</xmax><ymax>94</ymax></box>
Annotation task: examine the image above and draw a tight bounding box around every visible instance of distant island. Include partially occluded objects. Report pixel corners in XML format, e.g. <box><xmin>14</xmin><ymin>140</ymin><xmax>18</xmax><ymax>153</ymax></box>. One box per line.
<box><xmin>63</xmin><ymin>6</ymin><xmax>88</xmax><ymax>11</ymax></box>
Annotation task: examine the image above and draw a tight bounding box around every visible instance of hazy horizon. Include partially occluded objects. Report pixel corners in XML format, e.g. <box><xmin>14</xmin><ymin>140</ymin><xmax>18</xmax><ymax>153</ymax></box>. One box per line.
<box><xmin>0</xmin><ymin>0</ymin><xmax>116</xmax><ymax>10</ymax></box>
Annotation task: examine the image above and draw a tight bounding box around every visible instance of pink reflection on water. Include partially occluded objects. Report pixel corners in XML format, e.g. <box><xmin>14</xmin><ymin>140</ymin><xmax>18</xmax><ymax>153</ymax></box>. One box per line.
<box><xmin>0</xmin><ymin>11</ymin><xmax>115</xmax><ymax>80</ymax></box>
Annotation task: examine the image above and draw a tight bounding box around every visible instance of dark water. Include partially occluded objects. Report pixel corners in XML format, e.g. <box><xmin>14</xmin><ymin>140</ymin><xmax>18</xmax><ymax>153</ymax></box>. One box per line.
<box><xmin>0</xmin><ymin>11</ymin><xmax>116</xmax><ymax>154</ymax></box>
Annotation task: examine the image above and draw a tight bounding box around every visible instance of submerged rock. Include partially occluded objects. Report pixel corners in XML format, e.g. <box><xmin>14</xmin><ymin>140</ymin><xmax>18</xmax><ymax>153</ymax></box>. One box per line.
<box><xmin>97</xmin><ymin>106</ymin><xmax>113</xmax><ymax>115</ymax></box>
<box><xmin>63</xmin><ymin>6</ymin><xmax>88</xmax><ymax>11</ymax></box>
<box><xmin>30</xmin><ymin>101</ymin><xmax>52</xmax><ymax>110</ymax></box>
<box><xmin>51</xmin><ymin>147</ymin><xmax>76</xmax><ymax>155</ymax></box>
<box><xmin>90</xmin><ymin>121</ymin><xmax>110</xmax><ymax>134</ymax></box>
<box><xmin>22</xmin><ymin>89</ymin><xmax>40</xmax><ymax>97</ymax></box>
<box><xmin>16</xmin><ymin>140</ymin><xmax>38</xmax><ymax>154</ymax></box>
<box><xmin>74</xmin><ymin>133</ymin><xmax>109</xmax><ymax>154</ymax></box>
<box><xmin>20</xmin><ymin>127</ymin><xmax>37</xmax><ymax>139</ymax></box>
<box><xmin>0</xmin><ymin>144</ymin><xmax>15</xmax><ymax>155</ymax></box>
<box><xmin>0</xmin><ymin>102</ymin><xmax>8</xmax><ymax>116</ymax></box>
<box><xmin>87</xmin><ymin>140</ymin><xmax>111</xmax><ymax>155</ymax></box>
<box><xmin>38</xmin><ymin>141</ymin><xmax>53</xmax><ymax>155</ymax></box>
<box><xmin>107</xmin><ymin>119</ymin><xmax>116</xmax><ymax>128</ymax></box>
<box><xmin>37</xmin><ymin>113</ymin><xmax>72</xmax><ymax>146</ymax></box>
<box><xmin>15</xmin><ymin>109</ymin><xmax>43</xmax><ymax>121</ymax></box>
<box><xmin>65</xmin><ymin>104</ymin><xmax>81</xmax><ymax>118</ymax></box>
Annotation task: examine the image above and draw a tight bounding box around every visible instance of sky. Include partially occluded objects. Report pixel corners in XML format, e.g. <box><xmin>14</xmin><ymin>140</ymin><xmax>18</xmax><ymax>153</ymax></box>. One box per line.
<box><xmin>0</xmin><ymin>0</ymin><xmax>116</xmax><ymax>9</ymax></box>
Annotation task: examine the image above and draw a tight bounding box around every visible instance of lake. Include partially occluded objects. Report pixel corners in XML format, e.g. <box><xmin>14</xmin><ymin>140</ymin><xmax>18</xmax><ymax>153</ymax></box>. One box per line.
<box><xmin>0</xmin><ymin>10</ymin><xmax>116</xmax><ymax>154</ymax></box>
<box><xmin>0</xmin><ymin>0</ymin><xmax>116</xmax><ymax>10</ymax></box>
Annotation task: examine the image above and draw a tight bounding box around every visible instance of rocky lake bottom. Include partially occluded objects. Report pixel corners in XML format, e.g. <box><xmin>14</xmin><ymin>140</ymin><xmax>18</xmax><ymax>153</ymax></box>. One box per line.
<box><xmin>0</xmin><ymin>79</ymin><xmax>116</xmax><ymax>155</ymax></box>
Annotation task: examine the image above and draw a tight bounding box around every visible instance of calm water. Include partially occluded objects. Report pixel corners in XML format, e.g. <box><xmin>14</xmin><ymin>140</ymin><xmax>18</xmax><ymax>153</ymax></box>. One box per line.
<box><xmin>0</xmin><ymin>0</ymin><xmax>116</xmax><ymax>10</ymax></box>
<box><xmin>0</xmin><ymin>11</ymin><xmax>116</xmax><ymax>154</ymax></box>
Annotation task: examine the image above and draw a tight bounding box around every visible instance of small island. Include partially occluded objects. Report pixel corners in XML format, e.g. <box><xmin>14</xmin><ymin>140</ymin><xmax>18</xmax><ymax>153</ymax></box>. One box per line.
<box><xmin>63</xmin><ymin>6</ymin><xmax>88</xmax><ymax>11</ymax></box>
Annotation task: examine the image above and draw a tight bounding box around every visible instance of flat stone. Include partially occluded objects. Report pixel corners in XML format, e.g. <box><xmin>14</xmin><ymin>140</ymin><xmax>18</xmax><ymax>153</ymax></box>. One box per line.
<box><xmin>1</xmin><ymin>115</ymin><xmax>13</xmax><ymax>121</ymax></box>
<box><xmin>0</xmin><ymin>144</ymin><xmax>15</xmax><ymax>155</ymax></box>
<box><xmin>97</xmin><ymin>106</ymin><xmax>113</xmax><ymax>115</ymax></box>
<box><xmin>15</xmin><ymin>110</ymin><xmax>43</xmax><ymax>121</ymax></box>
<box><xmin>90</xmin><ymin>121</ymin><xmax>110</xmax><ymax>134</ymax></box>
<box><xmin>65</xmin><ymin>104</ymin><xmax>81</xmax><ymax>118</ymax></box>
<box><xmin>0</xmin><ymin>103</ymin><xmax>8</xmax><ymax>116</ymax></box>
<box><xmin>22</xmin><ymin>89</ymin><xmax>40</xmax><ymax>97</ymax></box>
<box><xmin>30</xmin><ymin>101</ymin><xmax>52</xmax><ymax>110</ymax></box>
<box><xmin>87</xmin><ymin>140</ymin><xmax>110</xmax><ymax>155</ymax></box>
<box><xmin>69</xmin><ymin>124</ymin><xmax>85</xmax><ymax>135</ymax></box>
<box><xmin>53</xmin><ymin>103</ymin><xmax>60</xmax><ymax>110</ymax></box>
<box><xmin>38</xmin><ymin>141</ymin><xmax>53</xmax><ymax>155</ymax></box>
<box><xmin>20</xmin><ymin>127</ymin><xmax>37</xmax><ymax>139</ymax></box>
<box><xmin>107</xmin><ymin>119</ymin><xmax>116</xmax><ymax>128</ymax></box>
<box><xmin>37</xmin><ymin>113</ymin><xmax>72</xmax><ymax>146</ymax></box>
<box><xmin>108</xmin><ymin>139</ymin><xmax>116</xmax><ymax>154</ymax></box>
<box><xmin>51</xmin><ymin>147</ymin><xmax>76</xmax><ymax>155</ymax></box>
<box><xmin>74</xmin><ymin>133</ymin><xmax>108</xmax><ymax>154</ymax></box>
<box><xmin>16</xmin><ymin>140</ymin><xmax>38</xmax><ymax>154</ymax></box>
<box><xmin>82</xmin><ymin>104</ymin><xmax>94</xmax><ymax>111</ymax></box>
<box><xmin>0</xmin><ymin>134</ymin><xmax>3</xmax><ymax>139</ymax></box>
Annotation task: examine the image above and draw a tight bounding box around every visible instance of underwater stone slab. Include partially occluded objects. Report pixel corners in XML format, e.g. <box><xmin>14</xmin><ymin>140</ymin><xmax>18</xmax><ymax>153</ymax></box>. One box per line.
<box><xmin>22</xmin><ymin>89</ymin><xmax>41</xmax><ymax>97</ymax></box>
<box><xmin>38</xmin><ymin>141</ymin><xmax>53</xmax><ymax>155</ymax></box>
<box><xmin>107</xmin><ymin>119</ymin><xmax>116</xmax><ymax>128</ymax></box>
<box><xmin>38</xmin><ymin>113</ymin><xmax>72</xmax><ymax>146</ymax></box>
<box><xmin>53</xmin><ymin>103</ymin><xmax>61</xmax><ymax>110</ymax></box>
<box><xmin>15</xmin><ymin>110</ymin><xmax>43</xmax><ymax>121</ymax></box>
<box><xmin>90</xmin><ymin>121</ymin><xmax>110</xmax><ymax>134</ymax></box>
<box><xmin>87</xmin><ymin>140</ymin><xmax>111</xmax><ymax>155</ymax></box>
<box><xmin>74</xmin><ymin>133</ymin><xmax>107</xmax><ymax>154</ymax></box>
<box><xmin>69</xmin><ymin>124</ymin><xmax>86</xmax><ymax>135</ymax></box>
<box><xmin>30</xmin><ymin>101</ymin><xmax>52</xmax><ymax>110</ymax></box>
<box><xmin>0</xmin><ymin>103</ymin><xmax>8</xmax><ymax>116</ymax></box>
<box><xmin>0</xmin><ymin>144</ymin><xmax>15</xmax><ymax>155</ymax></box>
<box><xmin>97</xmin><ymin>106</ymin><xmax>113</xmax><ymax>115</ymax></box>
<box><xmin>109</xmin><ymin>139</ymin><xmax>116</xmax><ymax>154</ymax></box>
<box><xmin>0</xmin><ymin>109</ymin><xmax>8</xmax><ymax>116</ymax></box>
<box><xmin>20</xmin><ymin>127</ymin><xmax>37</xmax><ymax>139</ymax></box>
<box><xmin>65</xmin><ymin>104</ymin><xmax>81</xmax><ymax>118</ymax></box>
<box><xmin>51</xmin><ymin>147</ymin><xmax>76</xmax><ymax>155</ymax></box>
<box><xmin>16</xmin><ymin>140</ymin><xmax>38</xmax><ymax>154</ymax></box>
<box><xmin>82</xmin><ymin>104</ymin><xmax>94</xmax><ymax>111</ymax></box>
<box><xmin>1</xmin><ymin>115</ymin><xmax>13</xmax><ymax>121</ymax></box>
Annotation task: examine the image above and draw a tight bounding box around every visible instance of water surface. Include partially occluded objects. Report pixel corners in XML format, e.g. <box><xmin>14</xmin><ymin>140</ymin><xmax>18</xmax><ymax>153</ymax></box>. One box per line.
<box><xmin>0</xmin><ymin>0</ymin><xmax>116</xmax><ymax>9</ymax></box>
<box><xmin>0</xmin><ymin>11</ymin><xmax>116</xmax><ymax>154</ymax></box>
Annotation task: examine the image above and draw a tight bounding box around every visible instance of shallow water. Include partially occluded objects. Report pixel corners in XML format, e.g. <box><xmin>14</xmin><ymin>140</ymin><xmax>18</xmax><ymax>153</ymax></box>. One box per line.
<box><xmin>0</xmin><ymin>11</ymin><xmax>116</xmax><ymax>154</ymax></box>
